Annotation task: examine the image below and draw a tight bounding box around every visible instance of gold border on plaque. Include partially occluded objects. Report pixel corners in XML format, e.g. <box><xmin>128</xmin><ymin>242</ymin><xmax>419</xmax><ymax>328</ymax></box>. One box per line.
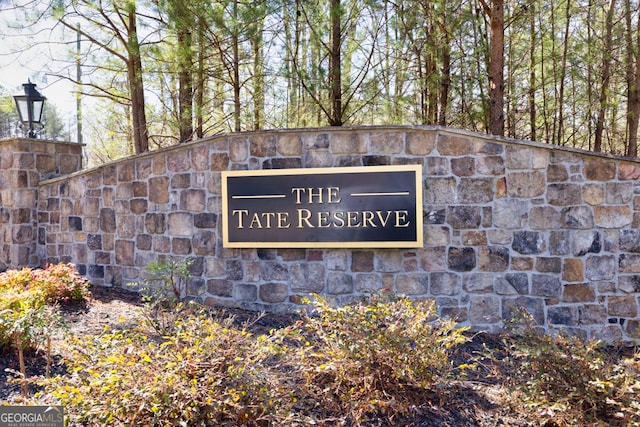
<box><xmin>221</xmin><ymin>165</ymin><xmax>423</xmax><ymax>248</ymax></box>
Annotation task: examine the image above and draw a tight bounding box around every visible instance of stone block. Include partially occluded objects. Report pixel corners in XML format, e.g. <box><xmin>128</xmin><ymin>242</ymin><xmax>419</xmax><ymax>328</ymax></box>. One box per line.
<box><xmin>180</xmin><ymin>189</ymin><xmax>206</xmax><ymax>212</ymax></box>
<box><xmin>425</xmin><ymin>226</ymin><xmax>450</xmax><ymax>246</ymax></box>
<box><xmin>426</xmin><ymin>157</ymin><xmax>449</xmax><ymax>175</ymax></box>
<box><xmin>494</xmin><ymin>199</ymin><xmax>528</xmax><ymax>229</ymax></box>
<box><xmin>425</xmin><ymin>177</ymin><xmax>455</xmax><ymax>204</ymax></box>
<box><xmin>406</xmin><ymin>132</ymin><xmax>435</xmax><ymax>155</ymax></box>
<box><xmin>326</xmin><ymin>250</ymin><xmax>348</xmax><ymax>271</ymax></box>
<box><xmin>531</xmin><ymin>274</ymin><xmax>561</xmax><ymax>298</ymax></box>
<box><xmin>149</xmin><ymin>177</ymin><xmax>169</xmax><ymax>204</ymax></box>
<box><xmin>582</xmin><ymin>184</ymin><xmax>604</xmax><ymax>205</ymax></box>
<box><xmin>619</xmin><ymin>162</ymin><xmax>640</xmax><ymax>180</ymax></box>
<box><xmin>261</xmin><ymin>262</ymin><xmax>289</xmax><ymax>281</ymax></box>
<box><xmin>234</xmin><ymin>284</ymin><xmax>257</xmax><ymax>302</ymax></box>
<box><xmin>167</xmin><ymin>150</ymin><xmax>190</xmax><ymax>172</ymax></box>
<box><xmin>584</xmin><ymin>158</ymin><xmax>615</xmax><ymax>181</ymax></box>
<box><xmin>562</xmin><ymin>258</ymin><xmax>584</xmax><ymax>282</ymax></box>
<box><xmin>495</xmin><ymin>273</ymin><xmax>528</xmax><ymax>295</ymax></box>
<box><xmin>370</xmin><ymin>132</ymin><xmax>403</xmax><ymax>154</ymax></box>
<box><xmin>469</xmin><ymin>295</ymin><xmax>501</xmax><ymax>324</ymax></box>
<box><xmin>548</xmin><ymin>306</ymin><xmax>576</xmax><ymax>326</ymax></box>
<box><xmin>451</xmin><ymin>157</ymin><xmax>475</xmax><ymax>176</ymax></box>
<box><xmin>463</xmin><ymin>273</ymin><xmax>494</xmax><ymax>293</ymax></box>
<box><xmin>395</xmin><ymin>273</ymin><xmax>428</xmax><ymax>295</ymax></box>
<box><xmin>327</xmin><ymin>272</ymin><xmax>353</xmax><ymax>294</ymax></box>
<box><xmin>448</xmin><ymin>247</ymin><xmax>475</xmax><ymax>271</ymax></box>
<box><xmin>207</xmin><ymin>279</ymin><xmax>233</xmax><ymax>297</ymax></box>
<box><xmin>354</xmin><ymin>273</ymin><xmax>382</xmax><ymax>293</ymax></box>
<box><xmin>167</xmin><ymin>212</ymin><xmax>193</xmax><ymax>236</ymax></box>
<box><xmin>502</xmin><ymin>296</ymin><xmax>545</xmax><ymax>325</ymax></box>
<box><xmin>374</xmin><ymin>251</ymin><xmax>403</xmax><ymax>272</ymax></box>
<box><xmin>461</xmin><ymin>230</ymin><xmax>487</xmax><ymax>246</ymax></box>
<box><xmin>547</xmin><ymin>183</ymin><xmax>582</xmax><ymax>205</ymax></box>
<box><xmin>535</xmin><ymin>257</ymin><xmax>561</xmax><ymax>273</ymax></box>
<box><xmin>260</xmin><ymin>282</ymin><xmax>289</xmax><ymax>303</ymax></box>
<box><xmin>100</xmin><ymin>208</ymin><xmax>116</xmax><ymax>233</ymax></box>
<box><xmin>619</xmin><ymin>254</ymin><xmax>640</xmax><ymax>273</ymax></box>
<box><xmin>608</xmin><ymin>296</ymin><xmax>638</xmax><ymax>317</ymax></box>
<box><xmin>594</xmin><ymin>206</ymin><xmax>631</xmax><ymax>229</ymax></box>
<box><xmin>430</xmin><ymin>272</ymin><xmax>460</xmax><ymax>295</ymax></box>
<box><xmin>512</xmin><ymin>231</ymin><xmax>545</xmax><ymax>254</ymax></box>
<box><xmin>606</xmin><ymin>183</ymin><xmax>633</xmax><ymax>204</ymax></box>
<box><xmin>458</xmin><ymin>178</ymin><xmax>494</xmax><ymax>203</ymax></box>
<box><xmin>619</xmin><ymin>275</ymin><xmax>640</xmax><ymax>293</ymax></box>
<box><xmin>211</xmin><ymin>152</ymin><xmax>230</xmax><ymax>170</ymax></box>
<box><xmin>352</xmin><ymin>251</ymin><xmax>374</xmax><ymax>272</ymax></box>
<box><xmin>507</xmin><ymin>171</ymin><xmax>545</xmax><ymax>198</ymax></box>
<box><xmin>250</xmin><ymin>135</ymin><xmax>277</xmax><ymax>157</ymax></box>
<box><xmin>230</xmin><ymin>138</ymin><xmax>249</xmax><ymax>161</ymax></box>
<box><xmin>572</xmin><ymin>230</ymin><xmax>601</xmax><ymax>256</ymax></box>
<box><xmin>437</xmin><ymin>134</ymin><xmax>472</xmax><ymax>156</ymax></box>
<box><xmin>172</xmin><ymin>237</ymin><xmax>192</xmax><ymax>255</ymax></box>
<box><xmin>448</xmin><ymin>206</ymin><xmax>481</xmax><ymax>229</ymax></box>
<box><xmin>563</xmin><ymin>284</ymin><xmax>595</xmax><ymax>303</ymax></box>
<box><xmin>191</xmin><ymin>145</ymin><xmax>210</xmax><ymax>171</ymax></box>
<box><xmin>226</xmin><ymin>260</ymin><xmax>244</xmax><ymax>280</ymax></box>
<box><xmin>585</xmin><ymin>255</ymin><xmax>616</xmax><ymax>281</ymax></box>
<box><xmin>529</xmin><ymin>206</ymin><xmax>561</xmax><ymax>230</ymax></box>
<box><xmin>290</xmin><ymin>263</ymin><xmax>325</xmax><ymax>292</ymax></box>
<box><xmin>115</xmin><ymin>239</ymin><xmax>134</xmax><ymax>266</ymax></box>
<box><xmin>476</xmin><ymin>156</ymin><xmax>504</xmax><ymax>175</ymax></box>
<box><xmin>419</xmin><ymin>246</ymin><xmax>446</xmax><ymax>271</ymax></box>
<box><xmin>478</xmin><ymin>246</ymin><xmax>509</xmax><ymax>272</ymax></box>
<box><xmin>278</xmin><ymin>134</ymin><xmax>303</xmax><ymax>156</ymax></box>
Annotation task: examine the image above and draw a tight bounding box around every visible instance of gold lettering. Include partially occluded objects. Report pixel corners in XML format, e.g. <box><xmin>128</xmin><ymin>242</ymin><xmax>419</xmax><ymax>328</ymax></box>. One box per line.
<box><xmin>277</xmin><ymin>212</ymin><xmax>290</xmax><ymax>228</ymax></box>
<box><xmin>333</xmin><ymin>211</ymin><xmax>345</xmax><ymax>227</ymax></box>
<box><xmin>249</xmin><ymin>213</ymin><xmax>263</xmax><ymax>229</ymax></box>
<box><xmin>376</xmin><ymin>211</ymin><xmax>392</xmax><ymax>227</ymax></box>
<box><xmin>291</xmin><ymin>187</ymin><xmax>304</xmax><ymax>204</ymax></box>
<box><xmin>318</xmin><ymin>211</ymin><xmax>331</xmax><ymax>228</ymax></box>
<box><xmin>395</xmin><ymin>210</ymin><xmax>410</xmax><ymax>227</ymax></box>
<box><xmin>327</xmin><ymin>187</ymin><xmax>341</xmax><ymax>203</ymax></box>
<box><xmin>297</xmin><ymin>208</ymin><xmax>314</xmax><ymax>228</ymax></box>
<box><xmin>232</xmin><ymin>209</ymin><xmax>249</xmax><ymax>228</ymax></box>
<box><xmin>362</xmin><ymin>211</ymin><xmax>376</xmax><ymax>228</ymax></box>
<box><xmin>263</xmin><ymin>212</ymin><xmax>276</xmax><ymax>228</ymax></box>
<box><xmin>347</xmin><ymin>211</ymin><xmax>360</xmax><ymax>227</ymax></box>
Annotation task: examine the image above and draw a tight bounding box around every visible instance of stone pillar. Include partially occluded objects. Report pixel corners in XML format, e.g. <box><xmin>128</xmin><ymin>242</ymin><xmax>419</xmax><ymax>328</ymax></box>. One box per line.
<box><xmin>0</xmin><ymin>138</ymin><xmax>83</xmax><ymax>271</ymax></box>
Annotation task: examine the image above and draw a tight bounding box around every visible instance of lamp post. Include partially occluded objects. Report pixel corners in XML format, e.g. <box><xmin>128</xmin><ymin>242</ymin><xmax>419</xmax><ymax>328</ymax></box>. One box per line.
<box><xmin>13</xmin><ymin>80</ymin><xmax>46</xmax><ymax>139</ymax></box>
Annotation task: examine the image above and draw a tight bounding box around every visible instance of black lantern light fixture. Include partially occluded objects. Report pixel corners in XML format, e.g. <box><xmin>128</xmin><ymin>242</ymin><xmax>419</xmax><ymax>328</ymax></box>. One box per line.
<box><xmin>13</xmin><ymin>80</ymin><xmax>46</xmax><ymax>138</ymax></box>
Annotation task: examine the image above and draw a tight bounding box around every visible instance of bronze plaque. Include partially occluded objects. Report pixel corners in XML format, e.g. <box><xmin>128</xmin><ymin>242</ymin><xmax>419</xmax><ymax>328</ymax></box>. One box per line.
<box><xmin>222</xmin><ymin>165</ymin><xmax>423</xmax><ymax>248</ymax></box>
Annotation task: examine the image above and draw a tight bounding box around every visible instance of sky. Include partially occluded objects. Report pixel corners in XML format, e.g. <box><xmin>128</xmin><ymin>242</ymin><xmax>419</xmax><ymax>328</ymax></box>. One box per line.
<box><xmin>0</xmin><ymin>2</ymin><xmax>80</xmax><ymax>139</ymax></box>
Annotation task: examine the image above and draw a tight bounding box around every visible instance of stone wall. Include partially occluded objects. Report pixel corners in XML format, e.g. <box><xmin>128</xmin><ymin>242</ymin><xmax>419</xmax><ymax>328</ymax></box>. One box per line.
<box><xmin>5</xmin><ymin>127</ymin><xmax>640</xmax><ymax>341</ymax></box>
<box><xmin>0</xmin><ymin>138</ymin><xmax>83</xmax><ymax>270</ymax></box>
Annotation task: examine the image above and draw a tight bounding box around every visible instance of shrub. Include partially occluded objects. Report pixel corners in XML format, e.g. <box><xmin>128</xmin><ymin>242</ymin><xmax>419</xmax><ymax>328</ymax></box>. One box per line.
<box><xmin>0</xmin><ymin>263</ymin><xmax>89</xmax><ymax>395</ymax></box>
<box><xmin>46</xmin><ymin>313</ymin><xmax>295</xmax><ymax>426</ymax></box>
<box><xmin>503</xmin><ymin>313</ymin><xmax>640</xmax><ymax>426</ymax></box>
<box><xmin>291</xmin><ymin>294</ymin><xmax>470</xmax><ymax>425</ymax></box>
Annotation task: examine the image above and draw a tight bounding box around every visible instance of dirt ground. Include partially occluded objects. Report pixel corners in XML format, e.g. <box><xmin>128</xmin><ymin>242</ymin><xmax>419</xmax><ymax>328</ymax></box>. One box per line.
<box><xmin>0</xmin><ymin>285</ymin><xmax>538</xmax><ymax>426</ymax></box>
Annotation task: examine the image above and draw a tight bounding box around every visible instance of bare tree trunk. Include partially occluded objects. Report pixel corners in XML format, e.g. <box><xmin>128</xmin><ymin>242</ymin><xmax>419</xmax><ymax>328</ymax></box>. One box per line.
<box><xmin>178</xmin><ymin>28</ymin><xmax>194</xmax><ymax>143</ymax></box>
<box><xmin>626</xmin><ymin>0</ymin><xmax>640</xmax><ymax>157</ymax></box>
<box><xmin>195</xmin><ymin>18</ymin><xmax>204</xmax><ymax>139</ymax></box>
<box><xmin>594</xmin><ymin>0</ymin><xmax>616</xmax><ymax>152</ymax></box>
<box><xmin>232</xmin><ymin>0</ymin><xmax>241</xmax><ymax>132</ymax></box>
<box><xmin>127</xmin><ymin>2</ymin><xmax>149</xmax><ymax>153</ymax></box>
<box><xmin>480</xmin><ymin>0</ymin><xmax>505</xmax><ymax>136</ymax></box>
<box><xmin>529</xmin><ymin>2</ymin><xmax>537</xmax><ymax>141</ymax></box>
<box><xmin>329</xmin><ymin>0</ymin><xmax>343</xmax><ymax>126</ymax></box>
<box><xmin>556</xmin><ymin>0</ymin><xmax>572</xmax><ymax>145</ymax></box>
